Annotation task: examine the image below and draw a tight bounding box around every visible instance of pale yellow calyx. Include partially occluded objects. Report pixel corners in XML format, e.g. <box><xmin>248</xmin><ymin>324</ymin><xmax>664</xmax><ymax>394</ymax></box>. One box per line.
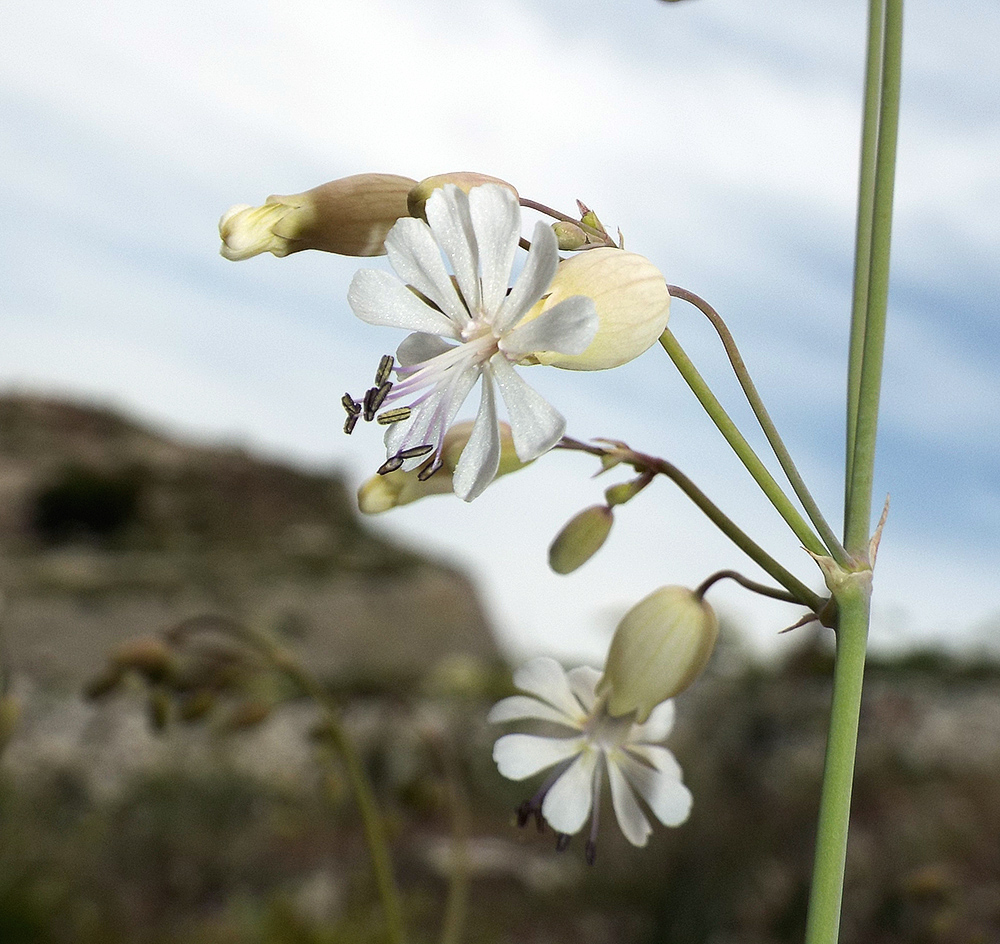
<box><xmin>518</xmin><ymin>249</ymin><xmax>671</xmax><ymax>371</ymax></box>
<box><xmin>407</xmin><ymin>172</ymin><xmax>519</xmax><ymax>220</ymax></box>
<box><xmin>220</xmin><ymin>173</ymin><xmax>416</xmax><ymax>260</ymax></box>
<box><xmin>357</xmin><ymin>420</ymin><xmax>529</xmax><ymax>513</ymax></box>
<box><xmin>597</xmin><ymin>586</ymin><xmax>718</xmax><ymax>722</ymax></box>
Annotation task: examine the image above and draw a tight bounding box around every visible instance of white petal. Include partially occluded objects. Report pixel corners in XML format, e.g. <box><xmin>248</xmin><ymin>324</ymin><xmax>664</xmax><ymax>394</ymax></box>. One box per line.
<box><xmin>501</xmin><ymin>295</ymin><xmax>598</xmax><ymax>359</ymax></box>
<box><xmin>349</xmin><ymin>269</ymin><xmax>459</xmax><ymax>337</ymax></box>
<box><xmin>566</xmin><ymin>666</ymin><xmax>602</xmax><ymax>714</ymax></box>
<box><xmin>487</xmin><ymin>695</ymin><xmax>583</xmax><ymax>728</ymax></box>
<box><xmin>607</xmin><ymin>756</ymin><xmax>653</xmax><ymax>846</ymax></box>
<box><xmin>631</xmin><ymin>700</ymin><xmax>676</xmax><ymax>744</ymax></box>
<box><xmin>384</xmin><ymin>217</ymin><xmax>470</xmax><ymax>327</ymax></box>
<box><xmin>452</xmin><ymin>374</ymin><xmax>501</xmax><ymax>501</ymax></box>
<box><xmin>493</xmin><ymin>733</ymin><xmax>586</xmax><ymax>780</ymax></box>
<box><xmin>425</xmin><ymin>186</ymin><xmax>481</xmax><ymax>315</ymax></box>
<box><xmin>493</xmin><ymin>221</ymin><xmax>558</xmax><ymax>334</ymax></box>
<box><xmin>541</xmin><ymin>750</ymin><xmax>598</xmax><ymax>835</ymax></box>
<box><xmin>511</xmin><ymin>656</ymin><xmax>587</xmax><ymax>723</ymax></box>
<box><xmin>395</xmin><ymin>332</ymin><xmax>455</xmax><ymax>367</ymax></box>
<box><xmin>490</xmin><ymin>354</ymin><xmax>566</xmax><ymax>462</ymax></box>
<box><xmin>619</xmin><ymin>747</ymin><xmax>692</xmax><ymax>827</ymax></box>
<box><xmin>469</xmin><ymin>185</ymin><xmax>520</xmax><ymax>314</ymax></box>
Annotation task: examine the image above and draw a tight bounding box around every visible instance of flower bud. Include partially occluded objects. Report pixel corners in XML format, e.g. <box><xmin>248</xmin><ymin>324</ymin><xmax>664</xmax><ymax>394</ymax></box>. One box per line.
<box><xmin>597</xmin><ymin>586</ymin><xmax>718</xmax><ymax>722</ymax></box>
<box><xmin>549</xmin><ymin>505</ymin><xmax>614</xmax><ymax>574</ymax></box>
<box><xmin>407</xmin><ymin>172</ymin><xmax>519</xmax><ymax>221</ymax></box>
<box><xmin>112</xmin><ymin>635</ymin><xmax>175</xmax><ymax>684</ymax></box>
<box><xmin>357</xmin><ymin>420</ymin><xmax>529</xmax><ymax>513</ymax></box>
<box><xmin>220</xmin><ymin>173</ymin><xmax>416</xmax><ymax>260</ymax></box>
<box><xmin>552</xmin><ymin>221</ymin><xmax>589</xmax><ymax>251</ymax></box>
<box><xmin>517</xmin><ymin>249</ymin><xmax>671</xmax><ymax>371</ymax></box>
<box><xmin>604</xmin><ymin>474</ymin><xmax>651</xmax><ymax>507</ymax></box>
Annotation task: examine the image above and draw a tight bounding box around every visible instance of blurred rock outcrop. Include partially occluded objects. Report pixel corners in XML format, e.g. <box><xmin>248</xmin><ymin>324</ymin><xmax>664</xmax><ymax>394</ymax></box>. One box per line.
<box><xmin>0</xmin><ymin>393</ymin><xmax>498</xmax><ymax>684</ymax></box>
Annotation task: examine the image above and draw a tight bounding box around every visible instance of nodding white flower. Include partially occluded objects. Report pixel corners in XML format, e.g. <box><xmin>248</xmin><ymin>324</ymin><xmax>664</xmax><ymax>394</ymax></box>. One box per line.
<box><xmin>345</xmin><ymin>183</ymin><xmax>598</xmax><ymax>502</ymax></box>
<box><xmin>490</xmin><ymin>656</ymin><xmax>692</xmax><ymax>863</ymax></box>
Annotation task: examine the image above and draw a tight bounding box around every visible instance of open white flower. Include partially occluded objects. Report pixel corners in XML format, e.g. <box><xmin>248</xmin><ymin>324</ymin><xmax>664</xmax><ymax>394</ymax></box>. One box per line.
<box><xmin>345</xmin><ymin>184</ymin><xmax>598</xmax><ymax>501</ymax></box>
<box><xmin>490</xmin><ymin>656</ymin><xmax>692</xmax><ymax>863</ymax></box>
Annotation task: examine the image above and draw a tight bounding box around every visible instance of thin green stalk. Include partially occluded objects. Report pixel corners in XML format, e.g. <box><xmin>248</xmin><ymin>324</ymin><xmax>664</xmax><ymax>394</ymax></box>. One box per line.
<box><xmin>845</xmin><ymin>0</ymin><xmax>903</xmax><ymax>554</ymax></box>
<box><xmin>804</xmin><ymin>582</ymin><xmax>871</xmax><ymax>944</ymax></box>
<box><xmin>658</xmin><ymin>329</ymin><xmax>829</xmax><ymax>559</ymax></box>
<box><xmin>845</xmin><ymin>0</ymin><xmax>886</xmax><ymax>520</ymax></box>
<box><xmin>667</xmin><ymin>286</ymin><xmax>850</xmax><ymax>565</ymax></box>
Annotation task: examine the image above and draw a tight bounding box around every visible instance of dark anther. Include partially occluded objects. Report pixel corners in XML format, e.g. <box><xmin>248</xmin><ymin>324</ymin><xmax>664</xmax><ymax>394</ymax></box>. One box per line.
<box><xmin>585</xmin><ymin>840</ymin><xmax>597</xmax><ymax>866</ymax></box>
<box><xmin>417</xmin><ymin>455</ymin><xmax>443</xmax><ymax>481</ymax></box>
<box><xmin>516</xmin><ymin>799</ymin><xmax>545</xmax><ymax>832</ymax></box>
<box><xmin>364</xmin><ymin>381</ymin><xmax>392</xmax><ymax>420</ymax></box>
<box><xmin>377</xmin><ymin>455</ymin><xmax>405</xmax><ymax>475</ymax></box>
<box><xmin>342</xmin><ymin>393</ymin><xmax>361</xmax><ymax>416</ymax></box>
<box><xmin>343</xmin><ymin>413</ymin><xmax>359</xmax><ymax>435</ymax></box>
<box><xmin>376</xmin><ymin>407</ymin><xmax>411</xmax><ymax>426</ymax></box>
<box><xmin>396</xmin><ymin>444</ymin><xmax>433</xmax><ymax>460</ymax></box>
<box><xmin>375</xmin><ymin>354</ymin><xmax>394</xmax><ymax>386</ymax></box>
<box><xmin>555</xmin><ymin>833</ymin><xmax>572</xmax><ymax>853</ymax></box>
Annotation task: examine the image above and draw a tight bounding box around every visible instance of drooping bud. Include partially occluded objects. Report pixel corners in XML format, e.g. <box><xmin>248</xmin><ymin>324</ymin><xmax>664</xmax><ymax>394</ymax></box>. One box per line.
<box><xmin>604</xmin><ymin>474</ymin><xmax>652</xmax><ymax>507</ymax></box>
<box><xmin>357</xmin><ymin>420</ymin><xmax>529</xmax><ymax>513</ymax></box>
<box><xmin>407</xmin><ymin>172</ymin><xmax>519</xmax><ymax>221</ymax></box>
<box><xmin>220</xmin><ymin>173</ymin><xmax>416</xmax><ymax>260</ymax></box>
<box><xmin>597</xmin><ymin>586</ymin><xmax>718</xmax><ymax>722</ymax></box>
<box><xmin>548</xmin><ymin>505</ymin><xmax>614</xmax><ymax>574</ymax></box>
<box><xmin>517</xmin><ymin>249</ymin><xmax>671</xmax><ymax>371</ymax></box>
<box><xmin>552</xmin><ymin>221</ymin><xmax>589</xmax><ymax>251</ymax></box>
<box><xmin>112</xmin><ymin>635</ymin><xmax>175</xmax><ymax>684</ymax></box>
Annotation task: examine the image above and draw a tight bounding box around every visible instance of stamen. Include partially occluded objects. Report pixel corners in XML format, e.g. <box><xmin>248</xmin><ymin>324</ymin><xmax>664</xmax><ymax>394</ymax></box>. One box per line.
<box><xmin>377</xmin><ymin>456</ymin><xmax>405</xmax><ymax>475</ymax></box>
<box><xmin>396</xmin><ymin>444</ymin><xmax>434</xmax><ymax>460</ymax></box>
<box><xmin>374</xmin><ymin>354</ymin><xmax>394</xmax><ymax>386</ymax></box>
<box><xmin>376</xmin><ymin>407</ymin><xmax>412</xmax><ymax>426</ymax></box>
<box><xmin>585</xmin><ymin>840</ymin><xmax>597</xmax><ymax>866</ymax></box>
<box><xmin>343</xmin><ymin>413</ymin><xmax>359</xmax><ymax>435</ymax></box>
<box><xmin>555</xmin><ymin>834</ymin><xmax>571</xmax><ymax>853</ymax></box>
<box><xmin>342</xmin><ymin>393</ymin><xmax>361</xmax><ymax>416</ymax></box>
<box><xmin>417</xmin><ymin>455</ymin><xmax>444</xmax><ymax>481</ymax></box>
<box><xmin>363</xmin><ymin>381</ymin><xmax>393</xmax><ymax>421</ymax></box>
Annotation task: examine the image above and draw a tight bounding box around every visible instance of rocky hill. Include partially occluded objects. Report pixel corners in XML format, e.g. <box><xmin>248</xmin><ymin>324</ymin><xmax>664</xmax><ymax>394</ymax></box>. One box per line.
<box><xmin>0</xmin><ymin>394</ymin><xmax>499</xmax><ymax>685</ymax></box>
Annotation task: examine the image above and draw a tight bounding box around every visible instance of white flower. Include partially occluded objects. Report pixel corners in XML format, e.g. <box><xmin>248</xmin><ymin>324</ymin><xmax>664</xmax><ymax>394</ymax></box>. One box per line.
<box><xmin>489</xmin><ymin>656</ymin><xmax>692</xmax><ymax>863</ymax></box>
<box><xmin>346</xmin><ymin>184</ymin><xmax>598</xmax><ymax>502</ymax></box>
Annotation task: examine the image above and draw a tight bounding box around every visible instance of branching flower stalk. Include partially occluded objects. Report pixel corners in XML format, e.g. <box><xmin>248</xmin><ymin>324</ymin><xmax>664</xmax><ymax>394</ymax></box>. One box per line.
<box><xmin>664</xmin><ymin>286</ymin><xmax>850</xmax><ymax>566</ymax></box>
<box><xmin>557</xmin><ymin>436</ymin><xmax>825</xmax><ymax>614</ymax></box>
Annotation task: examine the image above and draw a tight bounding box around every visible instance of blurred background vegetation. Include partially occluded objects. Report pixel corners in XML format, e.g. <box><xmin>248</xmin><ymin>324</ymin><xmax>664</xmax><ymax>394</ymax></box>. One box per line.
<box><xmin>1</xmin><ymin>394</ymin><xmax>998</xmax><ymax>944</ymax></box>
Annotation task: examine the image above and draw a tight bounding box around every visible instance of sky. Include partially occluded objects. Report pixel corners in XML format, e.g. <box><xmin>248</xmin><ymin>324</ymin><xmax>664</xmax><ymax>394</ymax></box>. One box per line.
<box><xmin>2</xmin><ymin>0</ymin><xmax>998</xmax><ymax>665</ymax></box>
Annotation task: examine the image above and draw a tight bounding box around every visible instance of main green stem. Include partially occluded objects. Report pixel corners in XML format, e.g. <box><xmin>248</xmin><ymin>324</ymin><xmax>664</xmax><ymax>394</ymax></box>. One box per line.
<box><xmin>803</xmin><ymin>585</ymin><xmax>871</xmax><ymax>944</ymax></box>
<box><xmin>805</xmin><ymin>0</ymin><xmax>902</xmax><ymax>941</ymax></box>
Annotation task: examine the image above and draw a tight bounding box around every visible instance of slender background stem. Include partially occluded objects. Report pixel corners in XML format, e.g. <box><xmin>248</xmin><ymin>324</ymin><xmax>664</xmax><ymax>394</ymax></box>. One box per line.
<box><xmin>844</xmin><ymin>0</ymin><xmax>903</xmax><ymax>555</ymax></box>
<box><xmin>844</xmin><ymin>0</ymin><xmax>885</xmax><ymax>521</ymax></box>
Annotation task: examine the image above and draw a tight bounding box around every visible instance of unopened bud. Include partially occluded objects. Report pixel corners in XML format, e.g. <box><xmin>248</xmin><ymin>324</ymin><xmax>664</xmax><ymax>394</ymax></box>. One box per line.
<box><xmin>113</xmin><ymin>635</ymin><xmax>175</xmax><ymax>684</ymax></box>
<box><xmin>220</xmin><ymin>173</ymin><xmax>416</xmax><ymax>260</ymax></box>
<box><xmin>548</xmin><ymin>505</ymin><xmax>614</xmax><ymax>575</ymax></box>
<box><xmin>221</xmin><ymin>699</ymin><xmax>273</xmax><ymax>731</ymax></box>
<box><xmin>604</xmin><ymin>475</ymin><xmax>651</xmax><ymax>507</ymax></box>
<box><xmin>517</xmin><ymin>249</ymin><xmax>671</xmax><ymax>371</ymax></box>
<box><xmin>407</xmin><ymin>172</ymin><xmax>519</xmax><ymax>221</ymax></box>
<box><xmin>552</xmin><ymin>221</ymin><xmax>589</xmax><ymax>251</ymax></box>
<box><xmin>597</xmin><ymin>586</ymin><xmax>718</xmax><ymax>722</ymax></box>
<box><xmin>358</xmin><ymin>421</ymin><xmax>529</xmax><ymax>513</ymax></box>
